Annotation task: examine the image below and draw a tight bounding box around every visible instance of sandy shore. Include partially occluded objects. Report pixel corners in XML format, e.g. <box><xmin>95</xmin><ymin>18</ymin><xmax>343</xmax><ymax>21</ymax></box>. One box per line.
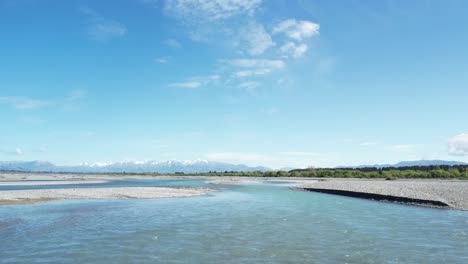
<box><xmin>298</xmin><ymin>179</ymin><xmax>468</xmax><ymax>210</ymax></box>
<box><xmin>0</xmin><ymin>187</ymin><xmax>213</xmax><ymax>205</ymax></box>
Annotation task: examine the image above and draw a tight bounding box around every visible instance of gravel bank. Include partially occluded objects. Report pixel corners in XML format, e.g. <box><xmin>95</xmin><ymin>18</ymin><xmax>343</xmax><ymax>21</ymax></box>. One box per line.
<box><xmin>0</xmin><ymin>187</ymin><xmax>213</xmax><ymax>205</ymax></box>
<box><xmin>298</xmin><ymin>179</ymin><xmax>468</xmax><ymax>210</ymax></box>
<box><xmin>0</xmin><ymin>180</ymin><xmax>107</xmax><ymax>186</ymax></box>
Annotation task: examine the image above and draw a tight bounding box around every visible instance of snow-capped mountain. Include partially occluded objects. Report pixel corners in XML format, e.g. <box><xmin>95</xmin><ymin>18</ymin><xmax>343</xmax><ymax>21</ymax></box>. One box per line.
<box><xmin>0</xmin><ymin>160</ymin><xmax>270</xmax><ymax>173</ymax></box>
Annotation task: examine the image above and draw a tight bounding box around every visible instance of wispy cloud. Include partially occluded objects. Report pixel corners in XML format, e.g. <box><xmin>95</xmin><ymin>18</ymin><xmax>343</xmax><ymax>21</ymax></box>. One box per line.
<box><xmin>0</xmin><ymin>96</ymin><xmax>49</xmax><ymax>110</ymax></box>
<box><xmin>150</xmin><ymin>1</ymin><xmax>320</xmax><ymax>91</ymax></box>
<box><xmin>1</xmin><ymin>90</ymin><xmax>87</xmax><ymax>112</ymax></box>
<box><xmin>15</xmin><ymin>148</ymin><xmax>23</xmax><ymax>155</ymax></box>
<box><xmin>360</xmin><ymin>142</ymin><xmax>378</xmax><ymax>146</ymax></box>
<box><xmin>169</xmin><ymin>81</ymin><xmax>203</xmax><ymax>89</ymax></box>
<box><xmin>169</xmin><ymin>75</ymin><xmax>220</xmax><ymax>89</ymax></box>
<box><xmin>278</xmin><ymin>152</ymin><xmax>320</xmax><ymax>156</ymax></box>
<box><xmin>164</xmin><ymin>0</ymin><xmax>262</xmax><ymax>21</ymax></box>
<box><xmin>68</xmin><ymin>89</ymin><xmax>87</xmax><ymax>101</ymax></box>
<box><xmin>47</xmin><ymin>130</ymin><xmax>96</xmax><ymax>138</ymax></box>
<box><xmin>35</xmin><ymin>145</ymin><xmax>48</xmax><ymax>153</ymax></box>
<box><xmin>227</xmin><ymin>59</ymin><xmax>285</xmax><ymax>79</ymax></box>
<box><xmin>157</xmin><ymin>0</ymin><xmax>319</xmax><ymax>58</ymax></box>
<box><xmin>448</xmin><ymin>133</ymin><xmax>468</xmax><ymax>156</ymax></box>
<box><xmin>387</xmin><ymin>144</ymin><xmax>417</xmax><ymax>151</ymax></box>
<box><xmin>241</xmin><ymin>22</ymin><xmax>275</xmax><ymax>55</ymax></box>
<box><xmin>273</xmin><ymin>19</ymin><xmax>320</xmax><ymax>59</ymax></box>
<box><xmin>228</xmin><ymin>59</ymin><xmax>285</xmax><ymax>69</ymax></box>
<box><xmin>154</xmin><ymin>57</ymin><xmax>169</xmax><ymax>64</ymax></box>
<box><xmin>165</xmin><ymin>38</ymin><xmax>182</xmax><ymax>49</ymax></box>
<box><xmin>0</xmin><ymin>148</ymin><xmax>23</xmax><ymax>156</ymax></box>
<box><xmin>273</xmin><ymin>19</ymin><xmax>320</xmax><ymax>40</ymax></box>
<box><xmin>238</xmin><ymin>81</ymin><xmax>260</xmax><ymax>90</ymax></box>
<box><xmin>80</xmin><ymin>6</ymin><xmax>127</xmax><ymax>41</ymax></box>
<box><xmin>63</xmin><ymin>90</ymin><xmax>87</xmax><ymax>111</ymax></box>
<box><xmin>19</xmin><ymin>116</ymin><xmax>47</xmax><ymax>125</ymax></box>
<box><xmin>279</xmin><ymin>42</ymin><xmax>308</xmax><ymax>58</ymax></box>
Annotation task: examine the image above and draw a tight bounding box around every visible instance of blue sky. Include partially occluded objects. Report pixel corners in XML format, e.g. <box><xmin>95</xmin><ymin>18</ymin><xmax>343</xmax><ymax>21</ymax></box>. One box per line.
<box><xmin>1</xmin><ymin>0</ymin><xmax>468</xmax><ymax>168</ymax></box>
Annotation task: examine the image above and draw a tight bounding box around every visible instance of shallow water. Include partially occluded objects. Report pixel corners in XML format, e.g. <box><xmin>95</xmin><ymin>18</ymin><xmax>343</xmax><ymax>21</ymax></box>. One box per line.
<box><xmin>0</xmin><ymin>179</ymin><xmax>211</xmax><ymax>191</ymax></box>
<box><xmin>1</xmin><ymin>180</ymin><xmax>467</xmax><ymax>263</ymax></box>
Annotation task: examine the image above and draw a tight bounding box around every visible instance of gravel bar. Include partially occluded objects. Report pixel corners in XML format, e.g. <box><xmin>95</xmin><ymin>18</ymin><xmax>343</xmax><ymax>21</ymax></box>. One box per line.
<box><xmin>0</xmin><ymin>187</ymin><xmax>213</xmax><ymax>205</ymax></box>
<box><xmin>0</xmin><ymin>180</ymin><xmax>107</xmax><ymax>186</ymax></box>
<box><xmin>297</xmin><ymin>179</ymin><xmax>468</xmax><ymax>210</ymax></box>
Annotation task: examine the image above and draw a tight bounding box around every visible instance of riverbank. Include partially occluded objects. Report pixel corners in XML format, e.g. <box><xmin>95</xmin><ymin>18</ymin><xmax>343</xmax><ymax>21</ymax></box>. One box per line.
<box><xmin>297</xmin><ymin>179</ymin><xmax>468</xmax><ymax>210</ymax></box>
<box><xmin>1</xmin><ymin>172</ymin><xmax>467</xmax><ymax>210</ymax></box>
<box><xmin>0</xmin><ymin>187</ymin><xmax>213</xmax><ymax>205</ymax></box>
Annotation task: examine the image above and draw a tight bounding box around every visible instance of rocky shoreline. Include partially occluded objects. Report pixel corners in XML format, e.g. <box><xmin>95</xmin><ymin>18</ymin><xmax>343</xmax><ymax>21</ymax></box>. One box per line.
<box><xmin>297</xmin><ymin>179</ymin><xmax>468</xmax><ymax>210</ymax></box>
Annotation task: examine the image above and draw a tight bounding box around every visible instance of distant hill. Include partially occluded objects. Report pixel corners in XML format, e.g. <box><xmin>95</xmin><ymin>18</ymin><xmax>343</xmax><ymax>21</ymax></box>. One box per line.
<box><xmin>0</xmin><ymin>160</ymin><xmax>270</xmax><ymax>174</ymax></box>
<box><xmin>339</xmin><ymin>160</ymin><xmax>468</xmax><ymax>169</ymax></box>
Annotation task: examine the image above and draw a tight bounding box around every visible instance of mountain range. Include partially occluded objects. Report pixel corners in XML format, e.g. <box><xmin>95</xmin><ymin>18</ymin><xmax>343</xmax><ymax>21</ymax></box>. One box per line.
<box><xmin>0</xmin><ymin>159</ymin><xmax>466</xmax><ymax>174</ymax></box>
<box><xmin>0</xmin><ymin>160</ymin><xmax>269</xmax><ymax>174</ymax></box>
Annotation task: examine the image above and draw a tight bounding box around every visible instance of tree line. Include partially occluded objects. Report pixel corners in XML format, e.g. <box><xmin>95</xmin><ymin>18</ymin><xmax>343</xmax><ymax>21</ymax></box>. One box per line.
<box><xmin>192</xmin><ymin>165</ymin><xmax>468</xmax><ymax>179</ymax></box>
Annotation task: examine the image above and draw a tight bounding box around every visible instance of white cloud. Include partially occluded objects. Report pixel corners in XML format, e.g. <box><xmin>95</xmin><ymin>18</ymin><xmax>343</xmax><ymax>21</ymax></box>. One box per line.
<box><xmin>80</xmin><ymin>6</ymin><xmax>127</xmax><ymax>41</ymax></box>
<box><xmin>239</xmin><ymin>81</ymin><xmax>260</xmax><ymax>90</ymax></box>
<box><xmin>273</xmin><ymin>19</ymin><xmax>320</xmax><ymax>40</ymax></box>
<box><xmin>169</xmin><ymin>75</ymin><xmax>220</xmax><ymax>89</ymax></box>
<box><xmin>226</xmin><ymin>59</ymin><xmax>285</xmax><ymax>82</ymax></box>
<box><xmin>151</xmin><ymin>1</ymin><xmax>322</xmax><ymax>89</ymax></box>
<box><xmin>164</xmin><ymin>0</ymin><xmax>262</xmax><ymax>21</ymax></box>
<box><xmin>15</xmin><ymin>148</ymin><xmax>23</xmax><ymax>155</ymax></box>
<box><xmin>228</xmin><ymin>59</ymin><xmax>285</xmax><ymax>69</ymax></box>
<box><xmin>165</xmin><ymin>39</ymin><xmax>182</xmax><ymax>49</ymax></box>
<box><xmin>279</xmin><ymin>42</ymin><xmax>308</xmax><ymax>58</ymax></box>
<box><xmin>273</xmin><ymin>19</ymin><xmax>319</xmax><ymax>59</ymax></box>
<box><xmin>234</xmin><ymin>69</ymin><xmax>271</xmax><ymax>77</ymax></box>
<box><xmin>448</xmin><ymin>133</ymin><xmax>468</xmax><ymax>156</ymax></box>
<box><xmin>169</xmin><ymin>81</ymin><xmax>202</xmax><ymax>88</ymax></box>
<box><xmin>242</xmin><ymin>23</ymin><xmax>275</xmax><ymax>55</ymax></box>
<box><xmin>0</xmin><ymin>96</ymin><xmax>49</xmax><ymax>110</ymax></box>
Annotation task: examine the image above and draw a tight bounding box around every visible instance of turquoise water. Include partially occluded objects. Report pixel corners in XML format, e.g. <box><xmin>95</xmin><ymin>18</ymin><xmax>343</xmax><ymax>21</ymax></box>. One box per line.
<box><xmin>1</xmin><ymin>180</ymin><xmax>467</xmax><ymax>263</ymax></box>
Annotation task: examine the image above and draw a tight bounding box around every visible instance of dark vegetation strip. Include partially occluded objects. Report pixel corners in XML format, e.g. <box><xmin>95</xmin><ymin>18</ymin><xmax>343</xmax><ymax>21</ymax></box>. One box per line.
<box><xmin>193</xmin><ymin>165</ymin><xmax>468</xmax><ymax>179</ymax></box>
<box><xmin>296</xmin><ymin>187</ymin><xmax>451</xmax><ymax>208</ymax></box>
<box><xmin>2</xmin><ymin>165</ymin><xmax>468</xmax><ymax>179</ymax></box>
